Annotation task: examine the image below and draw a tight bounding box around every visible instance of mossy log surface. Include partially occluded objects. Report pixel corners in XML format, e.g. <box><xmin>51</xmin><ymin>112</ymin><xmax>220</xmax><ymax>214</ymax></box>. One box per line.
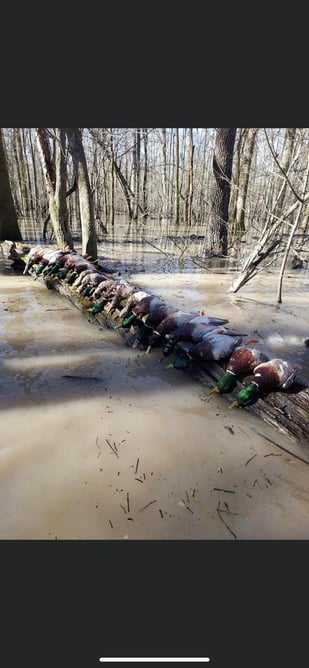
<box><xmin>41</xmin><ymin>274</ymin><xmax>309</xmax><ymax>454</ymax></box>
<box><xmin>3</xmin><ymin>239</ymin><xmax>307</xmax><ymax>453</ymax></box>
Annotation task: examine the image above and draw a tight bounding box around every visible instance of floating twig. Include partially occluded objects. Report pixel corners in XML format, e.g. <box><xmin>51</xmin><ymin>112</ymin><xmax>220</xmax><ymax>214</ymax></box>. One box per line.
<box><xmin>213</xmin><ymin>487</ymin><xmax>236</xmax><ymax>494</ymax></box>
<box><xmin>106</xmin><ymin>438</ymin><xmax>119</xmax><ymax>458</ymax></box>
<box><xmin>109</xmin><ymin>520</ymin><xmax>113</xmax><ymax>528</ymax></box>
<box><xmin>216</xmin><ymin>503</ymin><xmax>237</xmax><ymax>539</ymax></box>
<box><xmin>127</xmin><ymin>492</ymin><xmax>130</xmax><ymax>513</ymax></box>
<box><xmin>139</xmin><ymin>499</ymin><xmax>157</xmax><ymax>512</ymax></box>
<box><xmin>135</xmin><ymin>458</ymin><xmax>140</xmax><ymax>475</ymax></box>
<box><xmin>159</xmin><ymin>509</ymin><xmax>164</xmax><ymax>518</ymax></box>
<box><xmin>245</xmin><ymin>454</ymin><xmax>257</xmax><ymax>467</ymax></box>
<box><xmin>254</xmin><ymin>431</ymin><xmax>309</xmax><ymax>465</ymax></box>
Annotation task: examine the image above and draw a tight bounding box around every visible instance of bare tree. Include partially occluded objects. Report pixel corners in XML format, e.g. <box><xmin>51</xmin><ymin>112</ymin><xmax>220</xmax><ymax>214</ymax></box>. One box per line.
<box><xmin>36</xmin><ymin>128</ymin><xmax>74</xmax><ymax>249</ymax></box>
<box><xmin>66</xmin><ymin>128</ymin><xmax>97</xmax><ymax>258</ymax></box>
<box><xmin>207</xmin><ymin>128</ymin><xmax>237</xmax><ymax>256</ymax></box>
<box><xmin>184</xmin><ymin>128</ymin><xmax>194</xmax><ymax>227</ymax></box>
<box><xmin>132</xmin><ymin>128</ymin><xmax>141</xmax><ymax>220</ymax></box>
<box><xmin>0</xmin><ymin>128</ymin><xmax>22</xmax><ymax>241</ymax></box>
<box><xmin>173</xmin><ymin>128</ymin><xmax>180</xmax><ymax>225</ymax></box>
<box><xmin>232</xmin><ymin>128</ymin><xmax>259</xmax><ymax>239</ymax></box>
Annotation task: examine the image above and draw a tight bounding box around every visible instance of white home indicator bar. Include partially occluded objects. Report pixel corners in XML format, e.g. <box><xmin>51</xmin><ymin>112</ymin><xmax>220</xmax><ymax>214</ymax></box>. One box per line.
<box><xmin>99</xmin><ymin>659</ymin><xmax>210</xmax><ymax>663</ymax></box>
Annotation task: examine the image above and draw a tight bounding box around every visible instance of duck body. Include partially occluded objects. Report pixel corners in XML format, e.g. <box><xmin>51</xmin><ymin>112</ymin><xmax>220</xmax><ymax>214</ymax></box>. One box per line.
<box><xmin>231</xmin><ymin>358</ymin><xmax>298</xmax><ymax>407</ymax></box>
<box><xmin>161</xmin><ymin>316</ymin><xmax>239</xmax><ymax>357</ymax></box>
<box><xmin>118</xmin><ymin>290</ymin><xmax>150</xmax><ymax>320</ymax></box>
<box><xmin>77</xmin><ymin>271</ymin><xmax>112</xmax><ymax>296</ymax></box>
<box><xmin>23</xmin><ymin>245</ymin><xmax>52</xmax><ymax>274</ymax></box>
<box><xmin>154</xmin><ymin>310</ymin><xmax>203</xmax><ymax>337</ymax></box>
<box><xmin>132</xmin><ymin>295</ymin><xmax>166</xmax><ymax>319</ymax></box>
<box><xmin>143</xmin><ymin>304</ymin><xmax>176</xmax><ymax>330</ymax></box>
<box><xmin>144</xmin><ymin>309</ymin><xmax>203</xmax><ymax>353</ymax></box>
<box><xmin>165</xmin><ymin>331</ymin><xmax>243</xmax><ymax>369</ymax></box>
<box><xmin>91</xmin><ymin>278</ymin><xmax>115</xmax><ymax>301</ymax></box>
<box><xmin>188</xmin><ymin>332</ymin><xmax>243</xmax><ymax>363</ymax></box>
<box><xmin>210</xmin><ymin>344</ymin><xmax>269</xmax><ymax>394</ymax></box>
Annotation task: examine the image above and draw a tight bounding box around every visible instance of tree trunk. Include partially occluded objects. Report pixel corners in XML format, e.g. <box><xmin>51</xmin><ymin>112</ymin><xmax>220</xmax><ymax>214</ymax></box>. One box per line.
<box><xmin>142</xmin><ymin>128</ymin><xmax>148</xmax><ymax>218</ymax></box>
<box><xmin>0</xmin><ymin>128</ymin><xmax>22</xmax><ymax>241</ymax></box>
<box><xmin>184</xmin><ymin>128</ymin><xmax>194</xmax><ymax>227</ymax></box>
<box><xmin>109</xmin><ymin>128</ymin><xmax>114</xmax><ymax>228</ymax></box>
<box><xmin>207</xmin><ymin>128</ymin><xmax>237</xmax><ymax>256</ymax></box>
<box><xmin>66</xmin><ymin>128</ymin><xmax>97</xmax><ymax>258</ymax></box>
<box><xmin>173</xmin><ymin>128</ymin><xmax>180</xmax><ymax>225</ymax></box>
<box><xmin>36</xmin><ymin>128</ymin><xmax>74</xmax><ymax>249</ymax></box>
<box><xmin>233</xmin><ymin>128</ymin><xmax>258</xmax><ymax>237</ymax></box>
<box><xmin>132</xmin><ymin>128</ymin><xmax>141</xmax><ymax>220</ymax></box>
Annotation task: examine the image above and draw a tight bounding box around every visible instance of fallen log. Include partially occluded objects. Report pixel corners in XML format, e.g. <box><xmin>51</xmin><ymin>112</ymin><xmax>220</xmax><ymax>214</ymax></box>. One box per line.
<box><xmin>42</xmin><ymin>272</ymin><xmax>309</xmax><ymax>452</ymax></box>
<box><xmin>3</xmin><ymin>240</ymin><xmax>308</xmax><ymax>451</ymax></box>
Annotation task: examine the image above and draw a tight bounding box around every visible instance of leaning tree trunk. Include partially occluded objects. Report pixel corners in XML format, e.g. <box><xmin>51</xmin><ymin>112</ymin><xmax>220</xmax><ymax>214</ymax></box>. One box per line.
<box><xmin>66</xmin><ymin>128</ymin><xmax>97</xmax><ymax>259</ymax></box>
<box><xmin>207</xmin><ymin>128</ymin><xmax>237</xmax><ymax>257</ymax></box>
<box><xmin>0</xmin><ymin>128</ymin><xmax>22</xmax><ymax>241</ymax></box>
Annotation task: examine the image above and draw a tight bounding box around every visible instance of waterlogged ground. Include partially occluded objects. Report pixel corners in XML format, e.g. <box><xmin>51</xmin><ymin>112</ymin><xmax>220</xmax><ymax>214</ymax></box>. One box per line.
<box><xmin>0</xmin><ymin>257</ymin><xmax>309</xmax><ymax>539</ymax></box>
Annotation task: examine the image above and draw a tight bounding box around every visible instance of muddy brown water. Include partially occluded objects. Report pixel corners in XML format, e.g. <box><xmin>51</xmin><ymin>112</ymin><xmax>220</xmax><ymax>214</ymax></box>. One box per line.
<box><xmin>1</xmin><ymin>246</ymin><xmax>309</xmax><ymax>539</ymax></box>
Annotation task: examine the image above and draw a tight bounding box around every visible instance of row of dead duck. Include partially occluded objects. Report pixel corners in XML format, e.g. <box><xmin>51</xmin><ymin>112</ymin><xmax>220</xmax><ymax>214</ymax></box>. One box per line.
<box><xmin>23</xmin><ymin>245</ymin><xmax>299</xmax><ymax>409</ymax></box>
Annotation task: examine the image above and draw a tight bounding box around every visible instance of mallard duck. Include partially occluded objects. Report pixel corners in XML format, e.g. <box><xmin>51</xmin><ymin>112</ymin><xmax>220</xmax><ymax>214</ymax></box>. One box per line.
<box><xmin>229</xmin><ymin>358</ymin><xmax>298</xmax><ymax>408</ymax></box>
<box><xmin>144</xmin><ymin>309</ymin><xmax>205</xmax><ymax>353</ymax></box>
<box><xmin>23</xmin><ymin>245</ymin><xmax>51</xmax><ymax>274</ymax></box>
<box><xmin>66</xmin><ymin>259</ymin><xmax>97</xmax><ymax>285</ymax></box>
<box><xmin>161</xmin><ymin>316</ymin><xmax>235</xmax><ymax>357</ymax></box>
<box><xmin>76</xmin><ymin>271</ymin><xmax>112</xmax><ymax>297</ymax></box>
<box><xmin>74</xmin><ymin>269</ymin><xmax>95</xmax><ymax>289</ymax></box>
<box><xmin>119</xmin><ymin>291</ymin><xmax>151</xmax><ymax>327</ymax></box>
<box><xmin>153</xmin><ymin>309</ymin><xmax>205</xmax><ymax>338</ymax></box>
<box><xmin>131</xmin><ymin>294</ymin><xmax>166</xmax><ymax>319</ymax></box>
<box><xmin>32</xmin><ymin>247</ymin><xmax>63</xmax><ymax>278</ymax></box>
<box><xmin>104</xmin><ymin>281</ymin><xmax>135</xmax><ymax>314</ymax></box>
<box><xmin>91</xmin><ymin>278</ymin><xmax>115</xmax><ymax>301</ymax></box>
<box><xmin>41</xmin><ymin>249</ymin><xmax>73</xmax><ymax>278</ymax></box>
<box><xmin>86</xmin><ymin>280</ymin><xmax>132</xmax><ymax>315</ymax></box>
<box><xmin>208</xmin><ymin>340</ymin><xmax>269</xmax><ymax>395</ymax></box>
<box><xmin>165</xmin><ymin>330</ymin><xmax>243</xmax><ymax>369</ymax></box>
<box><xmin>118</xmin><ymin>290</ymin><xmax>150</xmax><ymax>318</ymax></box>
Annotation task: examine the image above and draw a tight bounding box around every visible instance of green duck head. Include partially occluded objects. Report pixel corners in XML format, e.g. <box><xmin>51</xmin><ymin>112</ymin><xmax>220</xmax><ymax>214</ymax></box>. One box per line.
<box><xmin>229</xmin><ymin>382</ymin><xmax>259</xmax><ymax>409</ymax></box>
<box><xmin>209</xmin><ymin>370</ymin><xmax>236</xmax><ymax>395</ymax></box>
<box><xmin>56</xmin><ymin>268</ymin><xmax>68</xmax><ymax>280</ymax></box>
<box><xmin>165</xmin><ymin>355</ymin><xmax>190</xmax><ymax>370</ymax></box>
<box><xmin>34</xmin><ymin>263</ymin><xmax>45</xmax><ymax>276</ymax></box>
<box><xmin>43</xmin><ymin>263</ymin><xmax>58</xmax><ymax>277</ymax></box>
<box><xmin>122</xmin><ymin>313</ymin><xmax>137</xmax><ymax>328</ymax></box>
<box><xmin>89</xmin><ymin>301</ymin><xmax>106</xmax><ymax>314</ymax></box>
<box><xmin>67</xmin><ymin>271</ymin><xmax>78</xmax><ymax>284</ymax></box>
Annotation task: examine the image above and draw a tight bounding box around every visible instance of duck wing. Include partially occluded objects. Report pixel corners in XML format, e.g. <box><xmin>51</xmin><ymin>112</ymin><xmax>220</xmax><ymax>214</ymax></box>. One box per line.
<box><xmin>189</xmin><ymin>334</ymin><xmax>243</xmax><ymax>362</ymax></box>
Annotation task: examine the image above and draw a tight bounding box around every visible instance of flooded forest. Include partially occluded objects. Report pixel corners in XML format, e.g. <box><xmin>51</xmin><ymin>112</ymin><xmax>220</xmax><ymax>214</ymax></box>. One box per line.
<box><xmin>0</xmin><ymin>127</ymin><xmax>309</xmax><ymax>540</ymax></box>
